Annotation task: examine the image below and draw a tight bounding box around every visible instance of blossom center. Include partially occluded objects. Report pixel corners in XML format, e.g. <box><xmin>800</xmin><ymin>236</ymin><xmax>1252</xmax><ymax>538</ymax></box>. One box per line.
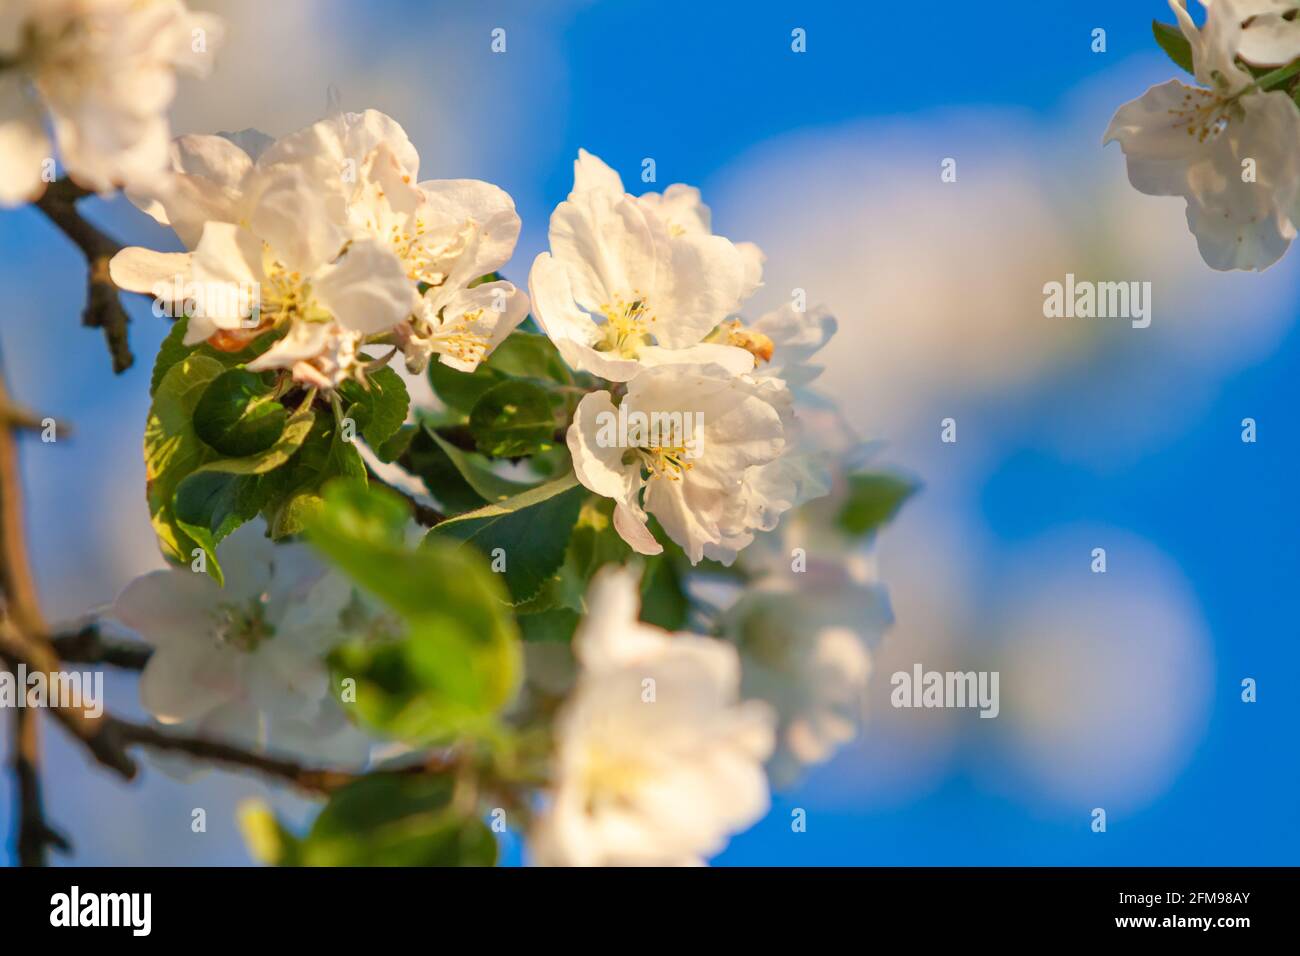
<box><xmin>595</xmin><ymin>296</ymin><xmax>653</xmax><ymax>356</ymax></box>
<box><xmin>210</xmin><ymin>597</ymin><xmax>275</xmax><ymax>652</ymax></box>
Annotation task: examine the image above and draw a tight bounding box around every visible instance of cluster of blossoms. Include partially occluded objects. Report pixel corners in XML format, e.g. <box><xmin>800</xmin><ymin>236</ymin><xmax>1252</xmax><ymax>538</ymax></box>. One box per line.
<box><xmin>543</xmin><ymin>150</ymin><xmax>831</xmax><ymax>564</ymax></box>
<box><xmin>110</xmin><ymin>108</ymin><xmax>529</xmax><ymax>387</ymax></box>
<box><xmin>3</xmin><ymin>3</ymin><xmax>896</xmax><ymax>867</ymax></box>
<box><xmin>0</xmin><ymin>0</ymin><xmax>222</xmax><ymax>205</ymax></box>
<box><xmin>1106</xmin><ymin>0</ymin><xmax>1300</xmax><ymax>270</ymax></box>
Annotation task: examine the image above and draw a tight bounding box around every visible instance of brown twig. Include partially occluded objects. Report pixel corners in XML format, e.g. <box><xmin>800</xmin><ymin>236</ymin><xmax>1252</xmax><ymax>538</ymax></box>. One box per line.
<box><xmin>107</xmin><ymin>717</ymin><xmax>363</xmax><ymax>796</ymax></box>
<box><xmin>32</xmin><ymin>177</ymin><xmax>133</xmax><ymax>373</ymax></box>
<box><xmin>0</xmin><ymin>370</ymin><xmax>137</xmax><ymax>779</ymax></box>
<box><xmin>50</xmin><ymin>623</ymin><xmax>152</xmax><ymax>670</ymax></box>
<box><xmin>109</xmin><ymin>717</ymin><xmax>459</xmax><ymax>796</ymax></box>
<box><xmin>10</xmin><ymin>707</ymin><xmax>69</xmax><ymax>865</ymax></box>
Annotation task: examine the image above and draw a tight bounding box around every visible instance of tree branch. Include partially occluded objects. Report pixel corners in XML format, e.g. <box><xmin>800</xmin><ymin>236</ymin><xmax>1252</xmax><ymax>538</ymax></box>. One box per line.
<box><xmin>32</xmin><ymin>177</ymin><xmax>133</xmax><ymax>373</ymax></box>
<box><xmin>108</xmin><ymin>717</ymin><xmax>457</xmax><ymax>796</ymax></box>
<box><xmin>0</xmin><ymin>370</ymin><xmax>137</xmax><ymax>779</ymax></box>
<box><xmin>50</xmin><ymin>623</ymin><xmax>152</xmax><ymax>670</ymax></box>
<box><xmin>10</xmin><ymin>707</ymin><xmax>69</xmax><ymax>866</ymax></box>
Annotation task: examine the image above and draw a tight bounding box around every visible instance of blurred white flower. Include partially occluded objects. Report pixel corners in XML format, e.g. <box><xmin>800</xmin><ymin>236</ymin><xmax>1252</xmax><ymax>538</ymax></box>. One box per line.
<box><xmin>528</xmin><ymin>149</ymin><xmax>756</xmax><ymax>381</ymax></box>
<box><xmin>727</xmin><ymin>545</ymin><xmax>892</xmax><ymax>782</ymax></box>
<box><xmin>567</xmin><ymin>363</ymin><xmax>790</xmax><ymax>563</ymax></box>
<box><xmin>1104</xmin><ymin>1</ymin><xmax>1300</xmax><ymax>270</ymax></box>
<box><xmin>111</xmin><ymin>524</ymin><xmax>370</xmax><ymax>765</ymax></box>
<box><xmin>1216</xmin><ymin>0</ymin><xmax>1300</xmax><ymax>68</ymax></box>
<box><xmin>0</xmin><ymin>0</ymin><xmax>223</xmax><ymax>205</ymax></box>
<box><xmin>531</xmin><ymin>567</ymin><xmax>774</xmax><ymax>866</ymax></box>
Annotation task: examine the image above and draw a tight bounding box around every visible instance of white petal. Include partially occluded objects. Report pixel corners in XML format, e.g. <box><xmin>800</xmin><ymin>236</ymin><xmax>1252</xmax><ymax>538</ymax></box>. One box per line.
<box><xmin>108</xmin><ymin>247</ymin><xmax>192</xmax><ymax>296</ymax></box>
<box><xmin>0</xmin><ymin>74</ymin><xmax>51</xmax><ymax>207</ymax></box>
<box><xmin>571</xmin><ymin>148</ymin><xmax>625</xmax><ymax>197</ymax></box>
<box><xmin>549</xmin><ymin>190</ymin><xmax>657</xmax><ymax>314</ymax></box>
<box><xmin>313</xmin><ymin>237</ymin><xmax>418</xmax><ymax>335</ymax></box>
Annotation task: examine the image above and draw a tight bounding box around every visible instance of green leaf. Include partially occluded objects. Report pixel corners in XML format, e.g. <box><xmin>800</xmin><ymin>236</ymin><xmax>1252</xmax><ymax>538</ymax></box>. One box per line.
<box><xmin>193</xmin><ymin>368</ymin><xmax>287</xmax><ymax>458</ymax></box>
<box><xmin>308</xmin><ymin>482</ymin><xmax>521</xmax><ymax>741</ymax></box>
<box><xmin>517</xmin><ymin>607</ymin><xmax>580</xmax><ymax>643</ymax></box>
<box><xmin>1153</xmin><ymin>20</ymin><xmax>1194</xmax><ymax>76</ymax></box>
<box><xmin>337</xmin><ymin>365</ymin><xmax>410</xmax><ymax>449</ymax></box>
<box><xmin>639</xmin><ymin>553</ymin><xmax>690</xmax><ymax>631</ymax></box>
<box><xmin>375</xmin><ymin>423</ymin><xmax>417</xmax><ymax>464</ymax></box>
<box><xmin>246</xmin><ymin>776</ymin><xmax>496</xmax><ymax>867</ymax></box>
<box><xmin>426</xmin><ymin>330</ymin><xmax>573</xmax><ymax>414</ymax></box>
<box><xmin>172</xmin><ymin>404</ymin><xmax>315</xmax><ymax>580</ymax></box>
<box><xmin>260</xmin><ymin>409</ymin><xmax>366</xmax><ymax>538</ymax></box>
<box><xmin>837</xmin><ymin>471</ymin><xmax>919</xmax><ymax>537</ymax></box>
<box><xmin>173</xmin><ymin>472</ymin><xmax>267</xmax><ymax>586</ymax></box>
<box><xmin>427</xmin><ymin>473</ymin><xmax>587</xmax><ymax>605</ymax></box>
<box><xmin>428</xmin><ymin>360</ymin><xmax>500</xmax><ymax>413</ymax></box>
<box><xmin>150</xmin><ymin>315</ymin><xmax>282</xmax><ymax>396</ymax></box>
<box><xmin>145</xmin><ymin>354</ymin><xmax>226</xmax><ymax>564</ymax></box>
<box><xmin>468</xmin><ymin>380</ymin><xmax>557</xmax><ymax>458</ymax></box>
<box><xmin>404</xmin><ymin>427</ymin><xmax>534</xmax><ymax>513</ymax></box>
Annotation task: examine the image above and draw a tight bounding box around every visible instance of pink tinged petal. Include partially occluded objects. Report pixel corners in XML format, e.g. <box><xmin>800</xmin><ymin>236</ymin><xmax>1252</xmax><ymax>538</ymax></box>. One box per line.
<box><xmin>614</xmin><ymin>501</ymin><xmax>662</xmax><ymax>556</ymax></box>
<box><xmin>0</xmin><ymin>74</ymin><xmax>52</xmax><ymax>206</ymax></box>
<box><xmin>313</xmin><ymin>237</ymin><xmax>418</xmax><ymax>335</ymax></box>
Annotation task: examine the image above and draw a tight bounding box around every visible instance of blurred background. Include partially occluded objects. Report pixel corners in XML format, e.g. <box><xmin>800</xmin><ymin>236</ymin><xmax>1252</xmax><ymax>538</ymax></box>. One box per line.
<box><xmin>1</xmin><ymin>0</ymin><xmax>1296</xmax><ymax>865</ymax></box>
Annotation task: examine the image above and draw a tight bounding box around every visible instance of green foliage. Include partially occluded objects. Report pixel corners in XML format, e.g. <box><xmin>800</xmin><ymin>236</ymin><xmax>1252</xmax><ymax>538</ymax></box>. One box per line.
<box><xmin>513</xmin><ymin>496</ymin><xmax>631</xmax><ymax>641</ymax></box>
<box><xmin>308</xmin><ymin>482</ymin><xmax>522</xmax><ymax>742</ymax></box>
<box><xmin>192</xmin><ymin>368</ymin><xmax>286</xmax><ymax>457</ymax></box>
<box><xmin>337</xmin><ymin>365</ymin><xmax>410</xmax><ymax>450</ymax></box>
<box><xmin>1152</xmin><ymin>20</ymin><xmax>1194</xmax><ymax>76</ymax></box>
<box><xmin>243</xmin><ymin>775</ymin><xmax>496</xmax><ymax>867</ymax></box>
<box><xmin>468</xmin><ymin>380</ymin><xmax>557</xmax><ymax>458</ymax></box>
<box><xmin>427</xmin><ymin>329</ymin><xmax>574</xmax><ymax>414</ymax></box>
<box><xmin>426</xmin><ymin>473</ymin><xmax>588</xmax><ymax>605</ymax></box>
<box><xmin>149</xmin><ymin>315</ymin><xmax>279</xmax><ymax>396</ymax></box>
<box><xmin>174</xmin><ymin>404</ymin><xmax>316</xmax><ymax>582</ymax></box>
<box><xmin>837</xmin><ymin>471</ymin><xmax>919</xmax><ymax>538</ymax></box>
<box><xmin>144</xmin><ymin>354</ymin><xmax>227</xmax><ymax>565</ymax></box>
<box><xmin>404</xmin><ymin>426</ymin><xmax>533</xmax><ymax>513</ymax></box>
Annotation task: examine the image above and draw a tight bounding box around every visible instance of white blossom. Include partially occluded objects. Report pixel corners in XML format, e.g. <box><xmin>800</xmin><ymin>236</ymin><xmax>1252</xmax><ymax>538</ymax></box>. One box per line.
<box><xmin>111</xmin><ymin>525</ymin><xmax>370</xmax><ymax>765</ymax></box>
<box><xmin>531</xmin><ymin>567</ymin><xmax>774</xmax><ymax>866</ymax></box>
<box><xmin>567</xmin><ymin>362</ymin><xmax>790</xmax><ymax>563</ymax></box>
<box><xmin>0</xmin><ymin>0</ymin><xmax>222</xmax><ymax>206</ymax></box>
<box><xmin>528</xmin><ymin>149</ymin><xmax>757</xmax><ymax>381</ymax></box>
<box><xmin>1104</xmin><ymin>0</ymin><xmax>1300</xmax><ymax>270</ymax></box>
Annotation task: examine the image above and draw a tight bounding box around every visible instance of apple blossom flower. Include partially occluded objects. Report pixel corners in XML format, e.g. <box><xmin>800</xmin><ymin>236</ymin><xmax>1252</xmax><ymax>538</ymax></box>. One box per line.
<box><xmin>0</xmin><ymin>0</ymin><xmax>223</xmax><ymax>206</ymax></box>
<box><xmin>725</xmin><ymin>545</ymin><xmax>892</xmax><ymax>782</ymax></box>
<box><xmin>260</xmin><ymin>110</ymin><xmax>529</xmax><ymax>373</ymax></box>
<box><xmin>1104</xmin><ymin>0</ymin><xmax>1300</xmax><ymax>270</ymax></box>
<box><xmin>111</xmin><ymin>524</ymin><xmax>371</xmax><ymax>765</ymax></box>
<box><xmin>531</xmin><ymin>567</ymin><xmax>774</xmax><ymax>866</ymax></box>
<box><xmin>567</xmin><ymin>362</ymin><xmax>790</xmax><ymax>563</ymax></box>
<box><xmin>114</xmin><ymin>163</ymin><xmax>418</xmax><ymax>384</ymax></box>
<box><xmin>528</xmin><ymin>149</ymin><xmax>758</xmax><ymax>381</ymax></box>
<box><xmin>1215</xmin><ymin>0</ymin><xmax>1300</xmax><ymax>68</ymax></box>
